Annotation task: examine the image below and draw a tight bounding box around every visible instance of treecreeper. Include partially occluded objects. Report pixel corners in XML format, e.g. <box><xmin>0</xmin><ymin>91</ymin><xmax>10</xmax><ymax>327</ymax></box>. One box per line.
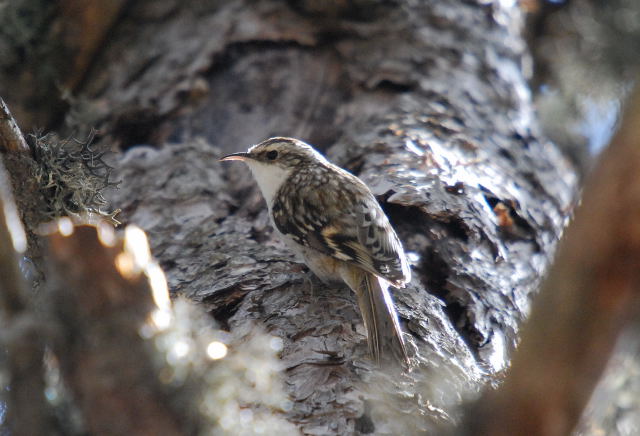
<box><xmin>221</xmin><ymin>137</ymin><xmax>411</xmax><ymax>367</ymax></box>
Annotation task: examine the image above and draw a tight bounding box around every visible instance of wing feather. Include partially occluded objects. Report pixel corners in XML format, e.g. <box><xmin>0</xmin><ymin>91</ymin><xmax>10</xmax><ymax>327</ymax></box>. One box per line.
<box><xmin>272</xmin><ymin>165</ymin><xmax>410</xmax><ymax>286</ymax></box>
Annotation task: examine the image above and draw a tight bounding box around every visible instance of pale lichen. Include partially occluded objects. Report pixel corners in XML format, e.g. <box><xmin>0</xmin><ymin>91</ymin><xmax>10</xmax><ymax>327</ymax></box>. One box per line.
<box><xmin>29</xmin><ymin>130</ymin><xmax>120</xmax><ymax>225</ymax></box>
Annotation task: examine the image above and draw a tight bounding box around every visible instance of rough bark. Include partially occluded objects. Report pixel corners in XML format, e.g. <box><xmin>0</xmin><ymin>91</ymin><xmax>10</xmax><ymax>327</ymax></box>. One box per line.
<box><xmin>1</xmin><ymin>0</ymin><xmax>579</xmax><ymax>434</ymax></box>
<box><xmin>463</xmin><ymin>82</ymin><xmax>640</xmax><ymax>436</ymax></box>
<box><xmin>0</xmin><ymin>0</ymin><xmax>131</xmax><ymax>130</ymax></box>
<box><xmin>89</xmin><ymin>1</ymin><xmax>575</xmax><ymax>433</ymax></box>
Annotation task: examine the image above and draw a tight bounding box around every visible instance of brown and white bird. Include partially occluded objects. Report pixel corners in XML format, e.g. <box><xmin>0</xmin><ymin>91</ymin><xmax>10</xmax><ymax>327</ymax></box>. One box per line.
<box><xmin>221</xmin><ymin>137</ymin><xmax>411</xmax><ymax>366</ymax></box>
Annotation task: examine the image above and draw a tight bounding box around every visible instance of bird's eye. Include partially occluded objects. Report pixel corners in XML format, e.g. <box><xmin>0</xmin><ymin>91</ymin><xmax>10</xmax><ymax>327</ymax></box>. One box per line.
<box><xmin>266</xmin><ymin>150</ymin><xmax>278</xmax><ymax>160</ymax></box>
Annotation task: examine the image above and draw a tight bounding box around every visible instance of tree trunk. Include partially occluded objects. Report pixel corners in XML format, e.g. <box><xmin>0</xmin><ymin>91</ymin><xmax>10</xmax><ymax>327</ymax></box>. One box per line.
<box><xmin>0</xmin><ymin>0</ymin><xmax>577</xmax><ymax>434</ymax></box>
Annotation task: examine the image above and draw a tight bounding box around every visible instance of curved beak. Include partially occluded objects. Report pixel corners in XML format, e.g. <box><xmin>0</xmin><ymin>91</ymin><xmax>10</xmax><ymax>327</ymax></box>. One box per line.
<box><xmin>220</xmin><ymin>152</ymin><xmax>250</xmax><ymax>162</ymax></box>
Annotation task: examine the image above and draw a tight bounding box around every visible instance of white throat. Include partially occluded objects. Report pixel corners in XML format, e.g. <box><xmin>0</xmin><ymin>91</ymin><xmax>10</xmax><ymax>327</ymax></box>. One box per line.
<box><xmin>245</xmin><ymin>160</ymin><xmax>292</xmax><ymax>209</ymax></box>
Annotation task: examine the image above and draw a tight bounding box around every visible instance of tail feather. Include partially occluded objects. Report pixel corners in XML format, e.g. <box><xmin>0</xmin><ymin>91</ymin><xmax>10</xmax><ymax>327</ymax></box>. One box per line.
<box><xmin>345</xmin><ymin>269</ymin><xmax>409</xmax><ymax>366</ymax></box>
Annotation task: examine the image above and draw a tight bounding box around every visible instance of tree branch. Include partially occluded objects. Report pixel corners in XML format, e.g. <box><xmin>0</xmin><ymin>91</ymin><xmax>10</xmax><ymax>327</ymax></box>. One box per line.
<box><xmin>0</xmin><ymin>157</ymin><xmax>49</xmax><ymax>435</ymax></box>
<box><xmin>45</xmin><ymin>222</ymin><xmax>185</xmax><ymax>435</ymax></box>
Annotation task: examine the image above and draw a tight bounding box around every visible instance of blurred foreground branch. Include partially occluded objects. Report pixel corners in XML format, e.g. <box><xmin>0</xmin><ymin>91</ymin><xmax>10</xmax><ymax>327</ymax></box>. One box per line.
<box><xmin>46</xmin><ymin>223</ymin><xmax>184</xmax><ymax>435</ymax></box>
<box><xmin>44</xmin><ymin>222</ymin><xmax>296</xmax><ymax>435</ymax></box>
<box><xmin>0</xmin><ymin>158</ymin><xmax>49</xmax><ymax>435</ymax></box>
<box><xmin>464</xmin><ymin>83</ymin><xmax>640</xmax><ymax>435</ymax></box>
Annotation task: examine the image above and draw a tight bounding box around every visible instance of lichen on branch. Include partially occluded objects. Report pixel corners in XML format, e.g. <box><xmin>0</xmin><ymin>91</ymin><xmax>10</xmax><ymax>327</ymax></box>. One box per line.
<box><xmin>29</xmin><ymin>130</ymin><xmax>120</xmax><ymax>225</ymax></box>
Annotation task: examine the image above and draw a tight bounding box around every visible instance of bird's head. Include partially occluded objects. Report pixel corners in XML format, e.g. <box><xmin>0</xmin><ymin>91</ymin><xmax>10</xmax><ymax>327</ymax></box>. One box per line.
<box><xmin>221</xmin><ymin>137</ymin><xmax>326</xmax><ymax>206</ymax></box>
<box><xmin>221</xmin><ymin>137</ymin><xmax>325</xmax><ymax>168</ymax></box>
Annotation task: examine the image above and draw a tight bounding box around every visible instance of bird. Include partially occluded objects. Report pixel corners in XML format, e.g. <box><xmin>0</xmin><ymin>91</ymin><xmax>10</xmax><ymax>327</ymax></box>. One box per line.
<box><xmin>221</xmin><ymin>137</ymin><xmax>411</xmax><ymax>366</ymax></box>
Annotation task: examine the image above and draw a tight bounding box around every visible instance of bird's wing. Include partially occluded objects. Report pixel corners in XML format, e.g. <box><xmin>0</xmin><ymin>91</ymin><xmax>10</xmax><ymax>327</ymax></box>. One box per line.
<box><xmin>351</xmin><ymin>193</ymin><xmax>410</xmax><ymax>286</ymax></box>
<box><xmin>272</xmin><ymin>168</ymin><xmax>410</xmax><ymax>287</ymax></box>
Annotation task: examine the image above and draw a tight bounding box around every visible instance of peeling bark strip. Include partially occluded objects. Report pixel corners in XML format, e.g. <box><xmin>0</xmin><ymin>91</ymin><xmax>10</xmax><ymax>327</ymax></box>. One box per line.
<box><xmin>0</xmin><ymin>97</ymin><xmax>29</xmax><ymax>153</ymax></box>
